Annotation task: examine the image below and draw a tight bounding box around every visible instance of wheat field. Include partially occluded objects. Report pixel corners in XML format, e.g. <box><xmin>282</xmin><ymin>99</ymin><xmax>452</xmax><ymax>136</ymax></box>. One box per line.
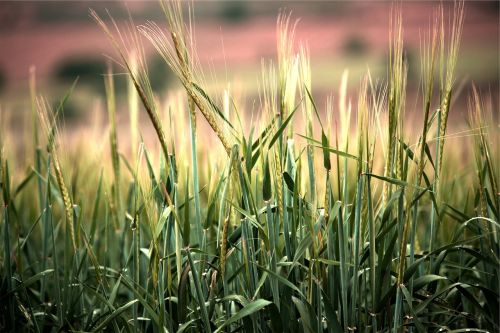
<box><xmin>0</xmin><ymin>1</ymin><xmax>498</xmax><ymax>332</ymax></box>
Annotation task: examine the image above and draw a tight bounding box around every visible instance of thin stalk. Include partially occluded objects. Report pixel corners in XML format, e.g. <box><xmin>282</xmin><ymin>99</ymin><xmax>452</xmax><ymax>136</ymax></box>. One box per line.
<box><xmin>186</xmin><ymin>247</ymin><xmax>212</xmax><ymax>333</ymax></box>
<box><xmin>41</xmin><ymin>156</ymin><xmax>52</xmax><ymax>303</ymax></box>
<box><xmin>104</xmin><ymin>66</ymin><xmax>122</xmax><ymax>228</ymax></box>
<box><xmin>351</xmin><ymin>175</ymin><xmax>364</xmax><ymax>325</ymax></box>
<box><xmin>2</xmin><ymin>159</ymin><xmax>15</xmax><ymax>330</ymax></box>
<box><xmin>366</xmin><ymin>174</ymin><xmax>377</xmax><ymax>332</ymax></box>
<box><xmin>266</xmin><ymin>200</ymin><xmax>279</xmax><ymax>308</ymax></box>
<box><xmin>47</xmin><ymin>169</ymin><xmax>62</xmax><ymax>327</ymax></box>
<box><xmin>336</xmin><ymin>203</ymin><xmax>348</xmax><ymax>332</ymax></box>
<box><xmin>394</xmin><ymin>188</ymin><xmax>406</xmax><ymax>332</ymax></box>
<box><xmin>188</xmin><ymin>99</ymin><xmax>204</xmax><ymax>256</ymax></box>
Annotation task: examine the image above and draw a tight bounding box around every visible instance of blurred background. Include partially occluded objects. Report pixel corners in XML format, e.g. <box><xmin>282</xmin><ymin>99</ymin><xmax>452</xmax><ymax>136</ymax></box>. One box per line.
<box><xmin>0</xmin><ymin>1</ymin><xmax>498</xmax><ymax>125</ymax></box>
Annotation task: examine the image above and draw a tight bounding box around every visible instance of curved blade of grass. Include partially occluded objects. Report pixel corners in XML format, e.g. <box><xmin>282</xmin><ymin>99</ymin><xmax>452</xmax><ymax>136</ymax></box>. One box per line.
<box><xmin>268</xmin><ymin>100</ymin><xmax>301</xmax><ymax>149</ymax></box>
<box><xmin>297</xmin><ymin>134</ymin><xmax>359</xmax><ymax>161</ymax></box>
<box><xmin>292</xmin><ymin>296</ymin><xmax>317</xmax><ymax>333</ymax></box>
<box><xmin>186</xmin><ymin>247</ymin><xmax>211</xmax><ymax>333</ymax></box>
<box><xmin>214</xmin><ymin>299</ymin><xmax>271</xmax><ymax>333</ymax></box>
<box><xmin>257</xmin><ymin>264</ymin><xmax>306</xmax><ymax>299</ymax></box>
<box><xmin>91</xmin><ymin>299</ymin><xmax>138</xmax><ymax>332</ymax></box>
<box><xmin>192</xmin><ymin>82</ymin><xmax>235</xmax><ymax>132</ymax></box>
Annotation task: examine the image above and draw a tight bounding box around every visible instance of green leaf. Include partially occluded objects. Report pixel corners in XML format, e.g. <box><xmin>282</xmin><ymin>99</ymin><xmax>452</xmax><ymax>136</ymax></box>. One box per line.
<box><xmin>214</xmin><ymin>299</ymin><xmax>271</xmax><ymax>333</ymax></box>
<box><xmin>424</xmin><ymin>142</ymin><xmax>435</xmax><ymax>170</ymax></box>
<box><xmin>154</xmin><ymin>205</ymin><xmax>173</xmax><ymax>240</ymax></box>
<box><xmin>413</xmin><ymin>274</ymin><xmax>447</xmax><ymax>292</ymax></box>
<box><xmin>283</xmin><ymin>171</ymin><xmax>295</xmax><ymax>192</ymax></box>
<box><xmin>364</xmin><ymin>172</ymin><xmax>409</xmax><ymax>187</ymax></box>
<box><xmin>263</xmin><ymin>156</ymin><xmax>272</xmax><ymax>202</ymax></box>
<box><xmin>186</xmin><ymin>248</ymin><xmax>212</xmax><ymax>333</ymax></box>
<box><xmin>303</xmin><ymin>85</ymin><xmax>323</xmax><ymax>128</ymax></box>
<box><xmin>268</xmin><ymin>101</ymin><xmax>301</xmax><ymax>149</ymax></box>
<box><xmin>13</xmin><ymin>170</ymin><xmax>35</xmax><ymax>198</ymax></box>
<box><xmin>183</xmin><ymin>174</ymin><xmax>191</xmax><ymax>247</ymax></box>
<box><xmin>192</xmin><ymin>82</ymin><xmax>235</xmax><ymax>131</ymax></box>
<box><xmin>292</xmin><ymin>296</ymin><xmax>317</xmax><ymax>333</ymax></box>
<box><xmin>257</xmin><ymin>265</ymin><xmax>306</xmax><ymax>299</ymax></box>
<box><xmin>400</xmin><ymin>284</ymin><xmax>425</xmax><ymax>332</ymax></box>
<box><xmin>297</xmin><ymin>134</ymin><xmax>359</xmax><ymax>160</ymax></box>
<box><xmin>92</xmin><ymin>299</ymin><xmax>138</xmax><ymax>332</ymax></box>
<box><xmin>321</xmin><ymin>131</ymin><xmax>331</xmax><ymax>170</ymax></box>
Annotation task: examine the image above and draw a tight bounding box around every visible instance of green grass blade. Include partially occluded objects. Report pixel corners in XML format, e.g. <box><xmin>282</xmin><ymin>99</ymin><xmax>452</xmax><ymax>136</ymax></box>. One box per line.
<box><xmin>214</xmin><ymin>299</ymin><xmax>271</xmax><ymax>333</ymax></box>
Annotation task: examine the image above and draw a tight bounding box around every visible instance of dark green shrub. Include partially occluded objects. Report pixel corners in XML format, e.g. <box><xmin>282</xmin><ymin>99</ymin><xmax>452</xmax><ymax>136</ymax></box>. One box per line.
<box><xmin>343</xmin><ymin>35</ymin><xmax>368</xmax><ymax>56</ymax></box>
<box><xmin>54</xmin><ymin>57</ymin><xmax>106</xmax><ymax>91</ymax></box>
<box><xmin>219</xmin><ymin>2</ymin><xmax>248</xmax><ymax>23</ymax></box>
<box><xmin>149</xmin><ymin>55</ymin><xmax>173</xmax><ymax>92</ymax></box>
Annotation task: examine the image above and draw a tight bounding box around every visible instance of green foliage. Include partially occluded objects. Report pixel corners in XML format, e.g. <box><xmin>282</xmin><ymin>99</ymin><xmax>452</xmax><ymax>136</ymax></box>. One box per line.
<box><xmin>149</xmin><ymin>54</ymin><xmax>174</xmax><ymax>91</ymax></box>
<box><xmin>54</xmin><ymin>57</ymin><xmax>106</xmax><ymax>89</ymax></box>
<box><xmin>342</xmin><ymin>35</ymin><xmax>368</xmax><ymax>56</ymax></box>
<box><xmin>219</xmin><ymin>2</ymin><xmax>249</xmax><ymax>23</ymax></box>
